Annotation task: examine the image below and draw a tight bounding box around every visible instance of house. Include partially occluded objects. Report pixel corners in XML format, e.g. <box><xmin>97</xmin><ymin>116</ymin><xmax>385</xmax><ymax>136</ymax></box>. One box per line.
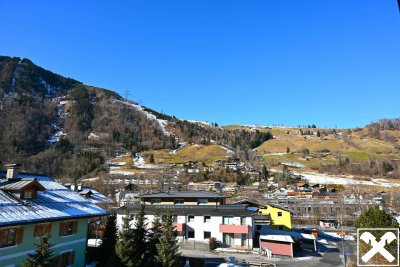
<box><xmin>225</xmin><ymin>162</ymin><xmax>240</xmax><ymax>171</ymax></box>
<box><xmin>0</xmin><ymin>164</ymin><xmax>108</xmax><ymax>267</ymax></box>
<box><xmin>231</xmin><ymin>199</ymin><xmax>293</xmax><ymax>231</ymax></box>
<box><xmin>116</xmin><ymin>191</ymin><xmax>256</xmax><ymax>249</ymax></box>
<box><xmin>259</xmin><ymin>204</ymin><xmax>293</xmax><ymax>231</ymax></box>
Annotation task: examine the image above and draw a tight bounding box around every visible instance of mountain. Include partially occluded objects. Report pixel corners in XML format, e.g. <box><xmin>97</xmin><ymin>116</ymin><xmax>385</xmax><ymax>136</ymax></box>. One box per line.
<box><xmin>0</xmin><ymin>56</ymin><xmax>271</xmax><ymax>179</ymax></box>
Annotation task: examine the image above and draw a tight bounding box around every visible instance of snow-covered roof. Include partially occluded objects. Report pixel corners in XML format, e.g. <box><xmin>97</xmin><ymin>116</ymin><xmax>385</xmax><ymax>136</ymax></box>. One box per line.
<box><xmin>261</xmin><ymin>227</ymin><xmax>316</xmax><ymax>241</ymax></box>
<box><xmin>0</xmin><ymin>172</ymin><xmax>108</xmax><ymax>226</ymax></box>
<box><xmin>260</xmin><ymin>234</ymin><xmax>294</xmax><ymax>243</ymax></box>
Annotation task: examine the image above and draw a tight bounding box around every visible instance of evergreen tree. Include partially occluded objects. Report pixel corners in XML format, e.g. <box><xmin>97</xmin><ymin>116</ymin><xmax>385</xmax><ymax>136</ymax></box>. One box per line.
<box><xmin>261</xmin><ymin>165</ymin><xmax>269</xmax><ymax>181</ymax></box>
<box><xmin>131</xmin><ymin>204</ymin><xmax>149</xmax><ymax>266</ymax></box>
<box><xmin>317</xmin><ymin>130</ymin><xmax>321</xmax><ymax>137</ymax></box>
<box><xmin>355</xmin><ymin>207</ymin><xmax>398</xmax><ymax>228</ymax></box>
<box><xmin>156</xmin><ymin>214</ymin><xmax>180</xmax><ymax>267</ymax></box>
<box><xmin>147</xmin><ymin>210</ymin><xmax>162</xmax><ymax>265</ymax></box>
<box><xmin>286</xmin><ymin>147</ymin><xmax>290</xmax><ymax>154</ymax></box>
<box><xmin>116</xmin><ymin>214</ymin><xmax>135</xmax><ymax>267</ymax></box>
<box><xmin>99</xmin><ymin>214</ymin><xmax>119</xmax><ymax>267</ymax></box>
<box><xmin>149</xmin><ymin>154</ymin><xmax>155</xmax><ymax>164</ymax></box>
<box><xmin>23</xmin><ymin>231</ymin><xmax>54</xmax><ymax>267</ymax></box>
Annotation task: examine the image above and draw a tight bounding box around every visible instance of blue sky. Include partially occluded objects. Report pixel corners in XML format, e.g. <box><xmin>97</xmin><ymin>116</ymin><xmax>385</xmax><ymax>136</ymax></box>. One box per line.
<box><xmin>1</xmin><ymin>1</ymin><xmax>399</xmax><ymax>128</ymax></box>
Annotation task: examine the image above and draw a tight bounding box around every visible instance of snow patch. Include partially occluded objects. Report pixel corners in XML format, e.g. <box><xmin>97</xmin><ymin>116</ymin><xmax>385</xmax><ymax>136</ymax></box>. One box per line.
<box><xmin>88</xmin><ymin>133</ymin><xmax>100</xmax><ymax>140</ymax></box>
<box><xmin>133</xmin><ymin>155</ymin><xmax>160</xmax><ymax>169</ymax></box>
<box><xmin>48</xmin><ymin>130</ymin><xmax>66</xmax><ymax>143</ymax></box>
<box><xmin>220</xmin><ymin>145</ymin><xmax>235</xmax><ymax>157</ymax></box>
<box><xmin>114</xmin><ymin>99</ymin><xmax>172</xmax><ymax>137</ymax></box>
<box><xmin>294</xmin><ymin>171</ymin><xmax>400</xmax><ymax>188</ymax></box>
<box><xmin>187</xmin><ymin>120</ymin><xmax>212</xmax><ymax>126</ymax></box>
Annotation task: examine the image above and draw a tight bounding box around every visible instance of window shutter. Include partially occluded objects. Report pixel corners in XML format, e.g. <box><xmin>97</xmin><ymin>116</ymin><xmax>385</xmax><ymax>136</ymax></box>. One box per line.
<box><xmin>16</xmin><ymin>227</ymin><xmax>24</xmax><ymax>244</ymax></box>
<box><xmin>73</xmin><ymin>221</ymin><xmax>78</xmax><ymax>234</ymax></box>
<box><xmin>59</xmin><ymin>222</ymin><xmax>65</xmax><ymax>236</ymax></box>
<box><xmin>69</xmin><ymin>251</ymin><xmax>75</xmax><ymax>264</ymax></box>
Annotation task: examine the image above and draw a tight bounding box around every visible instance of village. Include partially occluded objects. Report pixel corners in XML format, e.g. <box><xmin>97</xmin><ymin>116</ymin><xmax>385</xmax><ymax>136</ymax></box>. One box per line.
<box><xmin>2</xmin><ymin>150</ymin><xmax>398</xmax><ymax>267</ymax></box>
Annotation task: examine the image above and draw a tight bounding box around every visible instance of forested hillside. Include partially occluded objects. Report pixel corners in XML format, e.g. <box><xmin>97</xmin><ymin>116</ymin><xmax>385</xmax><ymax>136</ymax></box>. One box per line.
<box><xmin>0</xmin><ymin>56</ymin><xmax>272</xmax><ymax>179</ymax></box>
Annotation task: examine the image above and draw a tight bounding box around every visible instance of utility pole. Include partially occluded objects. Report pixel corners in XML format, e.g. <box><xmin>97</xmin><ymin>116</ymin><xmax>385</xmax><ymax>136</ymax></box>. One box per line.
<box><xmin>124</xmin><ymin>89</ymin><xmax>131</xmax><ymax>100</ymax></box>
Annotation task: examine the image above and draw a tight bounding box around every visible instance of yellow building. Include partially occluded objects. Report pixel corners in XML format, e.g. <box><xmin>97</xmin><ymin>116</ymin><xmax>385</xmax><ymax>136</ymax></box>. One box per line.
<box><xmin>232</xmin><ymin>199</ymin><xmax>293</xmax><ymax>231</ymax></box>
<box><xmin>259</xmin><ymin>204</ymin><xmax>293</xmax><ymax>231</ymax></box>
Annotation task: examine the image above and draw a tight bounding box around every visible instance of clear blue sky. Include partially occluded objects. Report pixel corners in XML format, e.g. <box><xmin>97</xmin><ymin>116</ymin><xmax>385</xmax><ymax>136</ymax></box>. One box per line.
<box><xmin>1</xmin><ymin>1</ymin><xmax>399</xmax><ymax>128</ymax></box>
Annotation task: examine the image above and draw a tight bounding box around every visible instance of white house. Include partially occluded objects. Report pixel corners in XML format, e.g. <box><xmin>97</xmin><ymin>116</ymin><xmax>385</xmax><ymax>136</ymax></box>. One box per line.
<box><xmin>116</xmin><ymin>191</ymin><xmax>256</xmax><ymax>249</ymax></box>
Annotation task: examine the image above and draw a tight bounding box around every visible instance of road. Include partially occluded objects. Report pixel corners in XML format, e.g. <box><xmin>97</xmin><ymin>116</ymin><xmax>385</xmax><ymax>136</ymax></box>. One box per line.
<box><xmin>180</xmin><ymin>239</ymin><xmax>357</xmax><ymax>266</ymax></box>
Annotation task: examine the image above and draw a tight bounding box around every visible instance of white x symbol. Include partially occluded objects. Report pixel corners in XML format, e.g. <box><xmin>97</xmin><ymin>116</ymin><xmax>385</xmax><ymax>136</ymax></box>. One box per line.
<box><xmin>360</xmin><ymin>231</ymin><xmax>397</xmax><ymax>263</ymax></box>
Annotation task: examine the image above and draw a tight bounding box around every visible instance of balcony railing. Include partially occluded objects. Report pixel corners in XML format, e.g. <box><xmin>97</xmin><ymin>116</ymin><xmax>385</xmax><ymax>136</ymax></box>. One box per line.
<box><xmin>219</xmin><ymin>224</ymin><xmax>249</xmax><ymax>234</ymax></box>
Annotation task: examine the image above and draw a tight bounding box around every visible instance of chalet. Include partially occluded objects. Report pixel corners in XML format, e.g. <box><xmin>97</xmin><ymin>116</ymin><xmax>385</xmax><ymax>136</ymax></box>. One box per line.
<box><xmin>0</xmin><ymin>164</ymin><xmax>108</xmax><ymax>266</ymax></box>
<box><xmin>117</xmin><ymin>191</ymin><xmax>256</xmax><ymax>249</ymax></box>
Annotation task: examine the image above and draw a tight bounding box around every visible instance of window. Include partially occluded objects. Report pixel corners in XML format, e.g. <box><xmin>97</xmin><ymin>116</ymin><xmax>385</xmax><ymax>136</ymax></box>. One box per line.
<box><xmin>34</xmin><ymin>223</ymin><xmax>52</xmax><ymax>237</ymax></box>
<box><xmin>223</xmin><ymin>233</ymin><xmax>234</xmax><ymax>246</ymax></box>
<box><xmin>241</xmin><ymin>233</ymin><xmax>247</xmax><ymax>246</ymax></box>
<box><xmin>151</xmin><ymin>198</ymin><xmax>161</xmax><ymax>204</ymax></box>
<box><xmin>23</xmin><ymin>190</ymin><xmax>34</xmax><ymax>199</ymax></box>
<box><xmin>129</xmin><ymin>213</ymin><xmax>136</xmax><ymax>220</ymax></box>
<box><xmin>240</xmin><ymin>217</ymin><xmax>246</xmax><ymax>225</ymax></box>
<box><xmin>188</xmin><ymin>231</ymin><xmax>195</xmax><ymax>238</ymax></box>
<box><xmin>56</xmin><ymin>250</ymin><xmax>75</xmax><ymax>267</ymax></box>
<box><xmin>188</xmin><ymin>215</ymin><xmax>195</xmax><ymax>223</ymax></box>
<box><xmin>204</xmin><ymin>231</ymin><xmax>211</xmax><ymax>239</ymax></box>
<box><xmin>278</xmin><ymin>226</ymin><xmax>284</xmax><ymax>231</ymax></box>
<box><xmin>59</xmin><ymin>221</ymin><xmax>78</xmax><ymax>236</ymax></box>
<box><xmin>0</xmin><ymin>228</ymin><xmax>19</xmax><ymax>248</ymax></box>
<box><xmin>277</xmin><ymin>212</ymin><xmax>283</xmax><ymax>217</ymax></box>
<box><xmin>204</xmin><ymin>216</ymin><xmax>211</xmax><ymax>223</ymax></box>
<box><xmin>174</xmin><ymin>199</ymin><xmax>184</xmax><ymax>205</ymax></box>
<box><xmin>223</xmin><ymin>216</ymin><xmax>235</xmax><ymax>225</ymax></box>
<box><xmin>197</xmin><ymin>199</ymin><xmax>208</xmax><ymax>205</ymax></box>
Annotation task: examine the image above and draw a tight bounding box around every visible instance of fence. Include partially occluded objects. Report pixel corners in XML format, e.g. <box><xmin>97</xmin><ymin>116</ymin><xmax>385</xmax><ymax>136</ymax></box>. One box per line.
<box><xmin>179</xmin><ymin>239</ymin><xmax>210</xmax><ymax>251</ymax></box>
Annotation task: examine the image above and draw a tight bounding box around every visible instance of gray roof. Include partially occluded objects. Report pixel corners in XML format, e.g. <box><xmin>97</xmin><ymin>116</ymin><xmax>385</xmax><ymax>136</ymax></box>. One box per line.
<box><xmin>138</xmin><ymin>191</ymin><xmax>227</xmax><ymax>199</ymax></box>
<box><xmin>0</xmin><ymin>179</ymin><xmax>45</xmax><ymax>191</ymax></box>
<box><xmin>0</xmin><ymin>172</ymin><xmax>108</xmax><ymax>226</ymax></box>
<box><xmin>119</xmin><ymin>204</ymin><xmax>256</xmax><ymax>216</ymax></box>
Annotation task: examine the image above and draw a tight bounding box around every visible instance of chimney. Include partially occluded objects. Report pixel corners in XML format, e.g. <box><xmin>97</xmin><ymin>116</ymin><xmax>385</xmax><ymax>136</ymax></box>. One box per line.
<box><xmin>5</xmin><ymin>164</ymin><xmax>20</xmax><ymax>179</ymax></box>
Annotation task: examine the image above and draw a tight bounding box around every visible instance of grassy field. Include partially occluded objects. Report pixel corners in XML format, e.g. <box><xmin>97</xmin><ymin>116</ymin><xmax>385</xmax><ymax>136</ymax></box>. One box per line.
<box><xmin>140</xmin><ymin>144</ymin><xmax>230</xmax><ymax>164</ymax></box>
<box><xmin>131</xmin><ymin>125</ymin><xmax>400</xmax><ymax>175</ymax></box>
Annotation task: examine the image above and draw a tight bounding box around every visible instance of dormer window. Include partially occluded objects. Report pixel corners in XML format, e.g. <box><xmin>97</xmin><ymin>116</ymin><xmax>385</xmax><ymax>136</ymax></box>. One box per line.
<box><xmin>0</xmin><ymin>179</ymin><xmax>45</xmax><ymax>200</ymax></box>
<box><xmin>23</xmin><ymin>190</ymin><xmax>34</xmax><ymax>199</ymax></box>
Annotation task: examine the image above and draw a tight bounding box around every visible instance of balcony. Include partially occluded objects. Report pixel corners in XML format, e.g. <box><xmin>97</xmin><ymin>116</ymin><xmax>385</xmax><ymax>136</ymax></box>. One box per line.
<box><xmin>219</xmin><ymin>224</ymin><xmax>249</xmax><ymax>234</ymax></box>
<box><xmin>174</xmin><ymin>223</ymin><xmax>185</xmax><ymax>232</ymax></box>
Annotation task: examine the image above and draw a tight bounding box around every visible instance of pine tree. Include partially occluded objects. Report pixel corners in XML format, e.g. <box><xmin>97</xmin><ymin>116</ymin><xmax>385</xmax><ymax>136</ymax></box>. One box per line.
<box><xmin>132</xmin><ymin>204</ymin><xmax>149</xmax><ymax>266</ymax></box>
<box><xmin>317</xmin><ymin>130</ymin><xmax>321</xmax><ymax>137</ymax></box>
<box><xmin>99</xmin><ymin>214</ymin><xmax>119</xmax><ymax>267</ymax></box>
<box><xmin>261</xmin><ymin>165</ymin><xmax>269</xmax><ymax>181</ymax></box>
<box><xmin>116</xmin><ymin>214</ymin><xmax>135</xmax><ymax>267</ymax></box>
<box><xmin>23</xmin><ymin>231</ymin><xmax>54</xmax><ymax>267</ymax></box>
<box><xmin>149</xmin><ymin>154</ymin><xmax>155</xmax><ymax>164</ymax></box>
<box><xmin>147</xmin><ymin>210</ymin><xmax>162</xmax><ymax>266</ymax></box>
<box><xmin>156</xmin><ymin>214</ymin><xmax>180</xmax><ymax>267</ymax></box>
<box><xmin>355</xmin><ymin>207</ymin><xmax>398</xmax><ymax>228</ymax></box>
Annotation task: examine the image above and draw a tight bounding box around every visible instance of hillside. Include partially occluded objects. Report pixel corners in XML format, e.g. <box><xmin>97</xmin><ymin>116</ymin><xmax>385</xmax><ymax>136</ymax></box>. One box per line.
<box><xmin>222</xmin><ymin>125</ymin><xmax>400</xmax><ymax>178</ymax></box>
<box><xmin>0</xmin><ymin>56</ymin><xmax>272</xmax><ymax>179</ymax></box>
